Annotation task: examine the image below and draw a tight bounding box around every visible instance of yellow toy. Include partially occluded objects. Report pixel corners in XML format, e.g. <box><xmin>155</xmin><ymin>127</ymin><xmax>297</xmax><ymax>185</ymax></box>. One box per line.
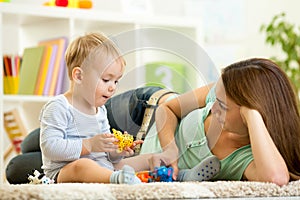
<box><xmin>112</xmin><ymin>128</ymin><xmax>134</xmax><ymax>153</ymax></box>
<box><xmin>68</xmin><ymin>0</ymin><xmax>79</xmax><ymax>8</ymax></box>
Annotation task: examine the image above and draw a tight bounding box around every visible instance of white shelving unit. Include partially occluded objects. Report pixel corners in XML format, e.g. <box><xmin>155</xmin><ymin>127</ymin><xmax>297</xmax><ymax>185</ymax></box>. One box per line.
<box><xmin>0</xmin><ymin>3</ymin><xmax>203</xmax><ymax>184</ymax></box>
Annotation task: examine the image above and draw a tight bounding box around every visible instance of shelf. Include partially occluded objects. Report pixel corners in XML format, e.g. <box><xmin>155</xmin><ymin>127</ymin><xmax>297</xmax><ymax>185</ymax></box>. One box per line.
<box><xmin>0</xmin><ymin>3</ymin><xmax>198</xmax><ymax>28</ymax></box>
<box><xmin>3</xmin><ymin>95</ymin><xmax>52</xmax><ymax>103</ymax></box>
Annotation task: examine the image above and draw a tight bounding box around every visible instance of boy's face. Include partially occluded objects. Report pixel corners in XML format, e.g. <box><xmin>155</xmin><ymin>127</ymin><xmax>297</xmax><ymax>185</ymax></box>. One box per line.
<box><xmin>95</xmin><ymin>61</ymin><xmax>123</xmax><ymax>106</ymax></box>
<box><xmin>72</xmin><ymin>54</ymin><xmax>124</xmax><ymax>112</ymax></box>
<box><xmin>75</xmin><ymin>51</ymin><xmax>125</xmax><ymax>110</ymax></box>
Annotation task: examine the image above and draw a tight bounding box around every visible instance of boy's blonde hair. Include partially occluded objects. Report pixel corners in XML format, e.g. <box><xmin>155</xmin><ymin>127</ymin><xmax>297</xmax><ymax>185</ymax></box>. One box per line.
<box><xmin>65</xmin><ymin>32</ymin><xmax>125</xmax><ymax>79</ymax></box>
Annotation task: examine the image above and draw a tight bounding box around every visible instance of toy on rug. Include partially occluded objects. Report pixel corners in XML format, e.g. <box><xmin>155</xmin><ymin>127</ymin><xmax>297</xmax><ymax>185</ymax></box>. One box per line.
<box><xmin>112</xmin><ymin>128</ymin><xmax>134</xmax><ymax>153</ymax></box>
<box><xmin>28</xmin><ymin>170</ymin><xmax>55</xmax><ymax>184</ymax></box>
<box><xmin>136</xmin><ymin>166</ymin><xmax>173</xmax><ymax>183</ymax></box>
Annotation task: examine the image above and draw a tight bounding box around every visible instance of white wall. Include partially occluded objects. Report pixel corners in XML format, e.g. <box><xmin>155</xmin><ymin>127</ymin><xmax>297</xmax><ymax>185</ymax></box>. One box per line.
<box><xmin>7</xmin><ymin>0</ymin><xmax>300</xmax><ymax>68</ymax></box>
<box><xmin>190</xmin><ymin>0</ymin><xmax>300</xmax><ymax>68</ymax></box>
<box><xmin>242</xmin><ymin>0</ymin><xmax>300</xmax><ymax>59</ymax></box>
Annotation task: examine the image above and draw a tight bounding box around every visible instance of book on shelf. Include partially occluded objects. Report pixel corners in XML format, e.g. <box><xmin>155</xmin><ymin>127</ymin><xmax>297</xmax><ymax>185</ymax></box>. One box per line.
<box><xmin>34</xmin><ymin>44</ymin><xmax>55</xmax><ymax>95</ymax></box>
<box><xmin>55</xmin><ymin>46</ymin><xmax>68</xmax><ymax>95</ymax></box>
<box><xmin>3</xmin><ymin>36</ymin><xmax>68</xmax><ymax>96</ymax></box>
<box><xmin>38</xmin><ymin>37</ymin><xmax>68</xmax><ymax>96</ymax></box>
<box><xmin>42</xmin><ymin>44</ymin><xmax>58</xmax><ymax>96</ymax></box>
<box><xmin>18</xmin><ymin>46</ymin><xmax>45</xmax><ymax>95</ymax></box>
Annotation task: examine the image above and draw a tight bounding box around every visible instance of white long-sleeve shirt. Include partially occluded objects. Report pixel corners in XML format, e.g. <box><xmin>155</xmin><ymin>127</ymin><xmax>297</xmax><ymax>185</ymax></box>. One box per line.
<box><xmin>39</xmin><ymin>95</ymin><xmax>118</xmax><ymax>179</ymax></box>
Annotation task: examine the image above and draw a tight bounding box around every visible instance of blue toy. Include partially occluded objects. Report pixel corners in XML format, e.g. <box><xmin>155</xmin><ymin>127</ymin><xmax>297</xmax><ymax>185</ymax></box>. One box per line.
<box><xmin>136</xmin><ymin>166</ymin><xmax>173</xmax><ymax>183</ymax></box>
<box><xmin>154</xmin><ymin>166</ymin><xmax>173</xmax><ymax>182</ymax></box>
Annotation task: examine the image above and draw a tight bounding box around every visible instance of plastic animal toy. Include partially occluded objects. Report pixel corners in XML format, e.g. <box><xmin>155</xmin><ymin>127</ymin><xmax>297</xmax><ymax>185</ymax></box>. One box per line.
<box><xmin>136</xmin><ymin>166</ymin><xmax>173</xmax><ymax>183</ymax></box>
<box><xmin>112</xmin><ymin>128</ymin><xmax>134</xmax><ymax>153</ymax></box>
<box><xmin>28</xmin><ymin>170</ymin><xmax>55</xmax><ymax>184</ymax></box>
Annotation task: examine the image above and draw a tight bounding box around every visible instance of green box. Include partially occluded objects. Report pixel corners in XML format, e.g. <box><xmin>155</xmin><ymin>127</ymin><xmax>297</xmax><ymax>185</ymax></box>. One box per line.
<box><xmin>145</xmin><ymin>62</ymin><xmax>195</xmax><ymax>93</ymax></box>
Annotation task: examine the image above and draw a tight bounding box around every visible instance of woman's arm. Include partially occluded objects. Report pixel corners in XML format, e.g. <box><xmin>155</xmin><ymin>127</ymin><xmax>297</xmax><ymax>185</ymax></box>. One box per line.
<box><xmin>154</xmin><ymin>83</ymin><xmax>214</xmax><ymax>178</ymax></box>
<box><xmin>241</xmin><ymin>107</ymin><xmax>290</xmax><ymax>186</ymax></box>
<box><xmin>156</xmin><ymin>83</ymin><xmax>215</xmax><ymax>148</ymax></box>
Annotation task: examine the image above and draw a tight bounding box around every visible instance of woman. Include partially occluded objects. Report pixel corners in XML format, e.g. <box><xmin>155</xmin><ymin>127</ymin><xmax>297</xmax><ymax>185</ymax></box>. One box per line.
<box><xmin>140</xmin><ymin>58</ymin><xmax>300</xmax><ymax>186</ymax></box>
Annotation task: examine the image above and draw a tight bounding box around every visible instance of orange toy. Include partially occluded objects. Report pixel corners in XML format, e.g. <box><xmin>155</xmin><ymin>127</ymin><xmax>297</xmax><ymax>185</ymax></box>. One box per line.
<box><xmin>78</xmin><ymin>0</ymin><xmax>92</xmax><ymax>9</ymax></box>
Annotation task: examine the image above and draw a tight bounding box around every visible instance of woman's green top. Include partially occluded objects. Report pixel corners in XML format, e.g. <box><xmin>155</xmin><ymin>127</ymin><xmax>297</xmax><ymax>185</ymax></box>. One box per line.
<box><xmin>140</xmin><ymin>86</ymin><xmax>254</xmax><ymax>180</ymax></box>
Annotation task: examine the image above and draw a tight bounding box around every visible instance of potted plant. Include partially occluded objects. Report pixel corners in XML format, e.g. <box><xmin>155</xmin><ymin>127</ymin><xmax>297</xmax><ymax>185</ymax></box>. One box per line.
<box><xmin>260</xmin><ymin>12</ymin><xmax>300</xmax><ymax>99</ymax></box>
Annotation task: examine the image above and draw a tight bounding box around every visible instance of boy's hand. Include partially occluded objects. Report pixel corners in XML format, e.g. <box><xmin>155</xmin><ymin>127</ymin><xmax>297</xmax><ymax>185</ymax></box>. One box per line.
<box><xmin>112</xmin><ymin>129</ymin><xmax>135</xmax><ymax>153</ymax></box>
<box><xmin>82</xmin><ymin>133</ymin><xmax>118</xmax><ymax>153</ymax></box>
<box><xmin>117</xmin><ymin>139</ymin><xmax>143</xmax><ymax>157</ymax></box>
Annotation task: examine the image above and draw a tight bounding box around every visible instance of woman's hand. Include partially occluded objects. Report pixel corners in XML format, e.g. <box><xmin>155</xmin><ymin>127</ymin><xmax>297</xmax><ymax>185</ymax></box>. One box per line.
<box><xmin>82</xmin><ymin>133</ymin><xmax>118</xmax><ymax>154</ymax></box>
<box><xmin>148</xmin><ymin>147</ymin><xmax>179</xmax><ymax>180</ymax></box>
<box><xmin>240</xmin><ymin>106</ymin><xmax>262</xmax><ymax>127</ymax></box>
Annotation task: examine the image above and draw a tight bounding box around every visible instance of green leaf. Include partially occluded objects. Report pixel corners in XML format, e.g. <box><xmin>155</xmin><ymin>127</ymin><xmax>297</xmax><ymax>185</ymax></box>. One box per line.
<box><xmin>260</xmin><ymin>12</ymin><xmax>300</xmax><ymax>96</ymax></box>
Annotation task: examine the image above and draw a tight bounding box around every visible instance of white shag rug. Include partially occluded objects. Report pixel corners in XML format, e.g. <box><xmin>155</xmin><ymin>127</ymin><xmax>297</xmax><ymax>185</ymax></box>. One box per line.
<box><xmin>1</xmin><ymin>181</ymin><xmax>300</xmax><ymax>199</ymax></box>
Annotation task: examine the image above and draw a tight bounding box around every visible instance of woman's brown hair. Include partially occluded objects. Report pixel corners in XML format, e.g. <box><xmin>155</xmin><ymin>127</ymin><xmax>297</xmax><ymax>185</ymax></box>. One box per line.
<box><xmin>221</xmin><ymin>58</ymin><xmax>300</xmax><ymax>180</ymax></box>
